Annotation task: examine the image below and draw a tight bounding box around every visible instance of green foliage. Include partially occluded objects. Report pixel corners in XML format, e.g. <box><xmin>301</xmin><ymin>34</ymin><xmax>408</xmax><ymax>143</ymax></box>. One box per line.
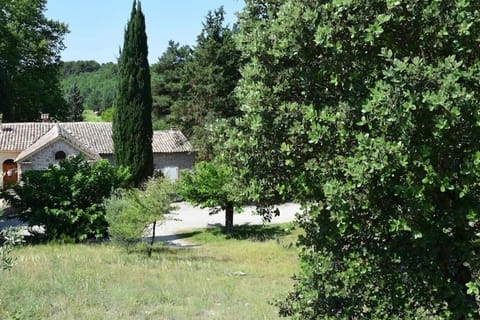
<box><xmin>61</xmin><ymin>60</ymin><xmax>101</xmax><ymax>77</ymax></box>
<box><xmin>61</xmin><ymin>62</ymin><xmax>118</xmax><ymax>112</ymax></box>
<box><xmin>179</xmin><ymin>161</ymin><xmax>243</xmax><ymax>233</ymax></box>
<box><xmin>105</xmin><ymin>177</ymin><xmax>177</xmax><ymax>255</ymax></box>
<box><xmin>101</xmin><ymin>107</ymin><xmax>114</xmax><ymax>122</ymax></box>
<box><xmin>0</xmin><ymin>0</ymin><xmax>69</xmax><ymax>121</ymax></box>
<box><xmin>151</xmin><ymin>40</ymin><xmax>191</xmax><ymax>120</ymax></box>
<box><xmin>65</xmin><ymin>82</ymin><xmax>84</xmax><ymax>121</ymax></box>
<box><xmin>163</xmin><ymin>7</ymin><xmax>242</xmax><ymax>161</ymax></box>
<box><xmin>0</xmin><ymin>227</ymin><xmax>24</xmax><ymax>271</ymax></box>
<box><xmin>229</xmin><ymin>0</ymin><xmax>480</xmax><ymax>318</ymax></box>
<box><xmin>113</xmin><ymin>1</ymin><xmax>154</xmax><ymax>187</ymax></box>
<box><xmin>3</xmin><ymin>156</ymin><xmax>129</xmax><ymax>242</ymax></box>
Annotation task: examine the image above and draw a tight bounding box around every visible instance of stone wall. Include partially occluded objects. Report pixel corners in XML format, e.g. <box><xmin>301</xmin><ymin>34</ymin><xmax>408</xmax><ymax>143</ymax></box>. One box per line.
<box><xmin>21</xmin><ymin>141</ymin><xmax>83</xmax><ymax>171</ymax></box>
<box><xmin>153</xmin><ymin>152</ymin><xmax>194</xmax><ymax>180</ymax></box>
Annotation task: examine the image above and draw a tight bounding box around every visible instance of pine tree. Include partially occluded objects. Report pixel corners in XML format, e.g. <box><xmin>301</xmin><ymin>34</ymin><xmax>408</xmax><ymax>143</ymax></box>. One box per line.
<box><xmin>66</xmin><ymin>82</ymin><xmax>84</xmax><ymax>121</ymax></box>
<box><xmin>113</xmin><ymin>0</ymin><xmax>153</xmax><ymax>187</ymax></box>
<box><xmin>170</xmin><ymin>7</ymin><xmax>242</xmax><ymax>161</ymax></box>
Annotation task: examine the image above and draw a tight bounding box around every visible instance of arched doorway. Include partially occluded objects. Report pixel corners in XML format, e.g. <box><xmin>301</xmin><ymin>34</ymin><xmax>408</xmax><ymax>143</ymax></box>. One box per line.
<box><xmin>3</xmin><ymin>159</ymin><xmax>18</xmax><ymax>187</ymax></box>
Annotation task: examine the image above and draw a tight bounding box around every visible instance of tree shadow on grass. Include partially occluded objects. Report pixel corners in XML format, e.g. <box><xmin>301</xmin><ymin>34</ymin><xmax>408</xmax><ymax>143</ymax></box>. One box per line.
<box><xmin>153</xmin><ymin>230</ymin><xmax>202</xmax><ymax>248</ymax></box>
<box><xmin>206</xmin><ymin>223</ymin><xmax>293</xmax><ymax>241</ymax></box>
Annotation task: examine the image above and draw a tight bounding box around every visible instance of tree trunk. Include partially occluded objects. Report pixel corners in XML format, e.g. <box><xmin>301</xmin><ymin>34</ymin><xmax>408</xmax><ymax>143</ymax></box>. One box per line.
<box><xmin>225</xmin><ymin>202</ymin><xmax>234</xmax><ymax>234</ymax></box>
<box><xmin>147</xmin><ymin>220</ymin><xmax>156</xmax><ymax>258</ymax></box>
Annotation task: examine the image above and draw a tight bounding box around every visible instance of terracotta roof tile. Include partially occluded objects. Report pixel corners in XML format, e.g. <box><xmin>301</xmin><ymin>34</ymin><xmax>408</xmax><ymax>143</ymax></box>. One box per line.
<box><xmin>0</xmin><ymin>122</ymin><xmax>194</xmax><ymax>155</ymax></box>
<box><xmin>15</xmin><ymin>124</ymin><xmax>101</xmax><ymax>162</ymax></box>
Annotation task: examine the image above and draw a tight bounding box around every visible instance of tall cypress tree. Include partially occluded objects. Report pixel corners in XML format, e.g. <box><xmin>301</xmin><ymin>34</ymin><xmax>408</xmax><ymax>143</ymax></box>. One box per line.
<box><xmin>113</xmin><ymin>0</ymin><xmax>153</xmax><ymax>187</ymax></box>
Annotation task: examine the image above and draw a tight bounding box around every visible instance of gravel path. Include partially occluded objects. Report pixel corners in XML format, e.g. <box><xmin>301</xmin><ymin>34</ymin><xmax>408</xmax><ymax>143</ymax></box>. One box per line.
<box><xmin>1</xmin><ymin>202</ymin><xmax>301</xmax><ymax>245</ymax></box>
<box><xmin>152</xmin><ymin>202</ymin><xmax>301</xmax><ymax>246</ymax></box>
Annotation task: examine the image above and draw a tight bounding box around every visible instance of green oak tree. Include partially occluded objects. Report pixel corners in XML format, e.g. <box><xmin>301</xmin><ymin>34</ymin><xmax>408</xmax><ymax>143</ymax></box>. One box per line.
<box><xmin>179</xmin><ymin>161</ymin><xmax>242</xmax><ymax>234</ymax></box>
<box><xmin>113</xmin><ymin>0</ymin><xmax>153</xmax><ymax>187</ymax></box>
<box><xmin>0</xmin><ymin>0</ymin><xmax>68</xmax><ymax>121</ymax></box>
<box><xmin>227</xmin><ymin>0</ymin><xmax>480</xmax><ymax>318</ymax></box>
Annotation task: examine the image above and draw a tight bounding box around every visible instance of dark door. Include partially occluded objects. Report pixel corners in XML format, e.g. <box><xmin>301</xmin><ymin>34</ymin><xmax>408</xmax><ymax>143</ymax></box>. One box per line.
<box><xmin>3</xmin><ymin>160</ymin><xmax>18</xmax><ymax>186</ymax></box>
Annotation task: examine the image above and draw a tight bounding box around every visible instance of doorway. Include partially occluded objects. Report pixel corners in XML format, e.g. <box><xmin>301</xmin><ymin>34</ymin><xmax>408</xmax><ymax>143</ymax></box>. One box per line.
<box><xmin>3</xmin><ymin>159</ymin><xmax>18</xmax><ymax>187</ymax></box>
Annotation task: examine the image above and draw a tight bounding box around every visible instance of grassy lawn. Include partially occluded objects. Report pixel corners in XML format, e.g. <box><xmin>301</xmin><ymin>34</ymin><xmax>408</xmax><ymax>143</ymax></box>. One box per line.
<box><xmin>0</xmin><ymin>224</ymin><xmax>299</xmax><ymax>320</ymax></box>
<box><xmin>82</xmin><ymin>109</ymin><xmax>103</xmax><ymax>122</ymax></box>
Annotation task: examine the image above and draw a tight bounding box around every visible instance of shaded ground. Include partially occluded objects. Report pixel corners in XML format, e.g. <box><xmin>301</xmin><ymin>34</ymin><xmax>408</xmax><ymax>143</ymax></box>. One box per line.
<box><xmin>0</xmin><ymin>201</ymin><xmax>301</xmax><ymax>245</ymax></box>
<box><xmin>151</xmin><ymin>202</ymin><xmax>300</xmax><ymax>246</ymax></box>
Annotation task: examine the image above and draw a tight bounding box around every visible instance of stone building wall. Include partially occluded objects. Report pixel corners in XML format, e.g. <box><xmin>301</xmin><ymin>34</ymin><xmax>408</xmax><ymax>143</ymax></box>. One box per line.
<box><xmin>20</xmin><ymin>141</ymin><xmax>83</xmax><ymax>172</ymax></box>
<box><xmin>153</xmin><ymin>152</ymin><xmax>194</xmax><ymax>180</ymax></box>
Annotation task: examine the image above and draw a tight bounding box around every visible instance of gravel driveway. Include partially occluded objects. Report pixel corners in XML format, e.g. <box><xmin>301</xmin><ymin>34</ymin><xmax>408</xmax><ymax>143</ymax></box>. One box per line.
<box><xmin>155</xmin><ymin>201</ymin><xmax>300</xmax><ymax>232</ymax></box>
<box><xmin>1</xmin><ymin>202</ymin><xmax>301</xmax><ymax>243</ymax></box>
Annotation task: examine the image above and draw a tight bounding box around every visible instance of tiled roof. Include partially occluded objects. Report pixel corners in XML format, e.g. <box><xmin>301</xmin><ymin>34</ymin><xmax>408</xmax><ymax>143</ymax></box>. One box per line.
<box><xmin>15</xmin><ymin>124</ymin><xmax>101</xmax><ymax>162</ymax></box>
<box><xmin>0</xmin><ymin>122</ymin><xmax>194</xmax><ymax>155</ymax></box>
<box><xmin>152</xmin><ymin>130</ymin><xmax>194</xmax><ymax>153</ymax></box>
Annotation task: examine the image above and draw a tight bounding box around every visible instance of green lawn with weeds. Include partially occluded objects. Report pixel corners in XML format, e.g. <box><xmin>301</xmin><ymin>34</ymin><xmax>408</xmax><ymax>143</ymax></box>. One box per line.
<box><xmin>0</xmin><ymin>223</ymin><xmax>299</xmax><ymax>320</ymax></box>
<box><xmin>82</xmin><ymin>109</ymin><xmax>103</xmax><ymax>122</ymax></box>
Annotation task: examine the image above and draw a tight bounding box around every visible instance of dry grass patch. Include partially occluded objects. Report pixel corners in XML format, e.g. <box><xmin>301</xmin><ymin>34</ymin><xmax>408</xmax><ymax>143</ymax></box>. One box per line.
<box><xmin>0</xmin><ymin>224</ymin><xmax>299</xmax><ymax>320</ymax></box>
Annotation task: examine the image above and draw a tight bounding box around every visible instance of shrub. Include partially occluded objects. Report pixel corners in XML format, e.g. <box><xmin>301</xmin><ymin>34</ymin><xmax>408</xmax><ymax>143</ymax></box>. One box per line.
<box><xmin>0</xmin><ymin>227</ymin><xmax>24</xmax><ymax>270</ymax></box>
<box><xmin>2</xmin><ymin>156</ymin><xmax>129</xmax><ymax>242</ymax></box>
<box><xmin>105</xmin><ymin>177</ymin><xmax>177</xmax><ymax>256</ymax></box>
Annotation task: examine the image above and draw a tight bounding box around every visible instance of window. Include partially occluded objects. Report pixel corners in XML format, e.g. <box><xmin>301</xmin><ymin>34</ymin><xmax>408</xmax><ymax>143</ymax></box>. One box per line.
<box><xmin>55</xmin><ymin>151</ymin><xmax>66</xmax><ymax>160</ymax></box>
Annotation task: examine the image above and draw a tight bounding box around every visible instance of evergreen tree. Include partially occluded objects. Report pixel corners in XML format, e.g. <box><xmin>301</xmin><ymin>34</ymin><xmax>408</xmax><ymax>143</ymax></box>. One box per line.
<box><xmin>228</xmin><ymin>0</ymin><xmax>480</xmax><ymax>318</ymax></box>
<box><xmin>113</xmin><ymin>0</ymin><xmax>153</xmax><ymax>187</ymax></box>
<box><xmin>66</xmin><ymin>82</ymin><xmax>84</xmax><ymax>121</ymax></box>
<box><xmin>151</xmin><ymin>41</ymin><xmax>191</xmax><ymax>120</ymax></box>
<box><xmin>170</xmin><ymin>7</ymin><xmax>242</xmax><ymax>160</ymax></box>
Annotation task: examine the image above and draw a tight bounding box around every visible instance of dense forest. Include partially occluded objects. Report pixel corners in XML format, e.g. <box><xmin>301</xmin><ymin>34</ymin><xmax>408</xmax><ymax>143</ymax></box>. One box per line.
<box><xmin>61</xmin><ymin>61</ymin><xmax>117</xmax><ymax>116</ymax></box>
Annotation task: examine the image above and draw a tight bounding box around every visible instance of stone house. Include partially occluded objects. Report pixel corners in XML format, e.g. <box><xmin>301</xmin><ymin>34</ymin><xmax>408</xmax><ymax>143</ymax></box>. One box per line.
<box><xmin>0</xmin><ymin>122</ymin><xmax>195</xmax><ymax>188</ymax></box>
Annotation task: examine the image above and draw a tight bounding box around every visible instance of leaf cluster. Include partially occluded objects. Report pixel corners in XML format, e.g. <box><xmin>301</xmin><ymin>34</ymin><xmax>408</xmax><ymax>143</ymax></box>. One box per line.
<box><xmin>178</xmin><ymin>161</ymin><xmax>242</xmax><ymax>213</ymax></box>
<box><xmin>0</xmin><ymin>227</ymin><xmax>24</xmax><ymax>271</ymax></box>
<box><xmin>229</xmin><ymin>0</ymin><xmax>480</xmax><ymax>318</ymax></box>
<box><xmin>105</xmin><ymin>177</ymin><xmax>177</xmax><ymax>249</ymax></box>
<box><xmin>0</xmin><ymin>0</ymin><xmax>69</xmax><ymax>121</ymax></box>
<box><xmin>2</xmin><ymin>156</ymin><xmax>129</xmax><ymax>242</ymax></box>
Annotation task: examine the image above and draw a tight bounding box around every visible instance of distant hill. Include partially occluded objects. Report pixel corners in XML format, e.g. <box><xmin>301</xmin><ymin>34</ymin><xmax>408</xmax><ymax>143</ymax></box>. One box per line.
<box><xmin>60</xmin><ymin>61</ymin><xmax>118</xmax><ymax>114</ymax></box>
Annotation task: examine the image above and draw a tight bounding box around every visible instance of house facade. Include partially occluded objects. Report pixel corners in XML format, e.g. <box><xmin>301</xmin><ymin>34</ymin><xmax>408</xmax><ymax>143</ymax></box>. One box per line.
<box><xmin>0</xmin><ymin>122</ymin><xmax>195</xmax><ymax>188</ymax></box>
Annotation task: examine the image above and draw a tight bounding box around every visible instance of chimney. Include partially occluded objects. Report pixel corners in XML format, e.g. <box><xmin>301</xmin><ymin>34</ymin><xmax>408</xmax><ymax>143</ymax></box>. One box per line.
<box><xmin>41</xmin><ymin>113</ymin><xmax>49</xmax><ymax>123</ymax></box>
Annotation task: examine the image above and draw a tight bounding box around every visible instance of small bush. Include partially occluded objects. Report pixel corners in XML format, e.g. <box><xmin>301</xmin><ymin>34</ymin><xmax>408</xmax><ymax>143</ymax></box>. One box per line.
<box><xmin>1</xmin><ymin>227</ymin><xmax>24</xmax><ymax>270</ymax></box>
<box><xmin>105</xmin><ymin>177</ymin><xmax>177</xmax><ymax>255</ymax></box>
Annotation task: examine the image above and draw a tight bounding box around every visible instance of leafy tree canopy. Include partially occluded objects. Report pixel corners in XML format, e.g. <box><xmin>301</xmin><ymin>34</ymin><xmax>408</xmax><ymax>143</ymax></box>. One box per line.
<box><xmin>151</xmin><ymin>40</ymin><xmax>191</xmax><ymax>120</ymax></box>
<box><xmin>227</xmin><ymin>0</ymin><xmax>480</xmax><ymax>318</ymax></box>
<box><xmin>179</xmin><ymin>161</ymin><xmax>243</xmax><ymax>233</ymax></box>
<box><xmin>0</xmin><ymin>0</ymin><xmax>69</xmax><ymax>121</ymax></box>
<box><xmin>162</xmin><ymin>7</ymin><xmax>242</xmax><ymax>160</ymax></box>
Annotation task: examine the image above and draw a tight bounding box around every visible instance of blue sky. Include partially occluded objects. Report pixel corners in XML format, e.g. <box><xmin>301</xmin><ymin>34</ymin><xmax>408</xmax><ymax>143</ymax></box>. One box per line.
<box><xmin>45</xmin><ymin>0</ymin><xmax>245</xmax><ymax>64</ymax></box>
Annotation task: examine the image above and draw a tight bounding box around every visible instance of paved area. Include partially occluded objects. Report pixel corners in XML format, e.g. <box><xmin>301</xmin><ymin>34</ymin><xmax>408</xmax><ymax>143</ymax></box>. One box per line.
<box><xmin>153</xmin><ymin>202</ymin><xmax>300</xmax><ymax>244</ymax></box>
<box><xmin>1</xmin><ymin>202</ymin><xmax>301</xmax><ymax>243</ymax></box>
